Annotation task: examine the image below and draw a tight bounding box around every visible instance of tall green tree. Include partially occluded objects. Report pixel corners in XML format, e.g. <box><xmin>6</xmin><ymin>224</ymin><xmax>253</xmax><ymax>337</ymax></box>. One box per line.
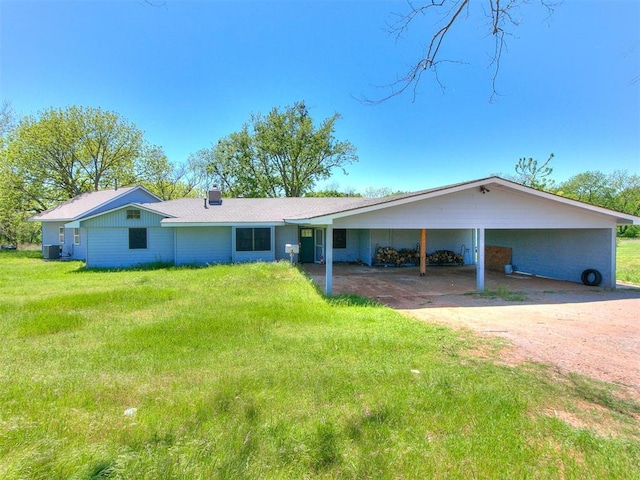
<box><xmin>137</xmin><ymin>145</ymin><xmax>218</xmax><ymax>200</ymax></box>
<box><xmin>201</xmin><ymin>102</ymin><xmax>358</xmax><ymax>197</ymax></box>
<box><xmin>4</xmin><ymin>106</ymin><xmax>144</xmax><ymax>211</ymax></box>
<box><xmin>558</xmin><ymin>170</ymin><xmax>640</xmax><ymax>236</ymax></box>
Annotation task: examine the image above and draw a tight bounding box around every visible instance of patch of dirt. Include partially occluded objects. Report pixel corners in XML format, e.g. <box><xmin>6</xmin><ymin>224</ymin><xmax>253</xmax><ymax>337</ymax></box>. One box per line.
<box><xmin>401</xmin><ymin>290</ymin><xmax>640</xmax><ymax>402</ymax></box>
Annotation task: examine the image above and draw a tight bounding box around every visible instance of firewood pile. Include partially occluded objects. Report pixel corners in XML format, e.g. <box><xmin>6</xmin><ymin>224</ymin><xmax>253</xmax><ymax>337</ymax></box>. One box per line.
<box><xmin>375</xmin><ymin>247</ymin><xmax>419</xmax><ymax>266</ymax></box>
<box><xmin>375</xmin><ymin>247</ymin><xmax>463</xmax><ymax>266</ymax></box>
<box><xmin>427</xmin><ymin>250</ymin><xmax>463</xmax><ymax>265</ymax></box>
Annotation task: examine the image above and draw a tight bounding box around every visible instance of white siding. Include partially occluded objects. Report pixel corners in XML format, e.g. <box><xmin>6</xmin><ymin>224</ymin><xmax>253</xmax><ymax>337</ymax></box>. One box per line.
<box><xmin>175</xmin><ymin>227</ymin><xmax>232</xmax><ymax>265</ymax></box>
<box><xmin>332</xmin><ymin>229</ymin><xmax>363</xmax><ymax>263</ymax></box>
<box><xmin>486</xmin><ymin>229</ymin><xmax>614</xmax><ymax>286</ymax></box>
<box><xmin>42</xmin><ymin>222</ymin><xmax>64</xmax><ymax>248</ymax></box>
<box><xmin>275</xmin><ymin>225</ymin><xmax>298</xmax><ymax>261</ymax></box>
<box><xmin>358</xmin><ymin>229</ymin><xmax>372</xmax><ymax>265</ymax></box>
<box><xmin>85</xmin><ymin>227</ymin><xmax>174</xmax><ymax>268</ymax></box>
<box><xmin>333</xmin><ymin>186</ymin><xmax>619</xmax><ymax>229</ymax></box>
<box><xmin>83</xmin><ymin>208</ymin><xmax>164</xmax><ymax>228</ymax></box>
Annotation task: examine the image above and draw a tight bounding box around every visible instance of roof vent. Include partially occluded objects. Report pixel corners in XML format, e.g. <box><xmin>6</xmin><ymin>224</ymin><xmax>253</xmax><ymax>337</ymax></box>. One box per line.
<box><xmin>208</xmin><ymin>186</ymin><xmax>222</xmax><ymax>206</ymax></box>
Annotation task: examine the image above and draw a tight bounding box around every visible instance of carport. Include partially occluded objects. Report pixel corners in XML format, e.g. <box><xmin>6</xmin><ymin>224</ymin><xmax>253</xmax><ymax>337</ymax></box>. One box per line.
<box><xmin>293</xmin><ymin>177</ymin><xmax>639</xmax><ymax>295</ymax></box>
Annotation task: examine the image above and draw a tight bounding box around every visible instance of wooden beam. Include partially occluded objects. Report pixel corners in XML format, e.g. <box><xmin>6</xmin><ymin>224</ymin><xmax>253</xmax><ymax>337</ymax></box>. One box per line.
<box><xmin>420</xmin><ymin>228</ymin><xmax>427</xmax><ymax>276</ymax></box>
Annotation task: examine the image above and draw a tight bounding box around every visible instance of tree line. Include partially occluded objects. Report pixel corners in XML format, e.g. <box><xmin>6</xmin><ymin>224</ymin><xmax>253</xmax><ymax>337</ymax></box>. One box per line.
<box><xmin>0</xmin><ymin>101</ymin><xmax>357</xmax><ymax>245</ymax></box>
<box><xmin>1</xmin><ymin>101</ymin><xmax>638</xmax><ymax>246</ymax></box>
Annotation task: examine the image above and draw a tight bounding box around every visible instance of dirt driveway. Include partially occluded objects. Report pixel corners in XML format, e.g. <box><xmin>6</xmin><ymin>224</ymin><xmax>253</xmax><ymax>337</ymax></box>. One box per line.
<box><xmin>304</xmin><ymin>264</ymin><xmax>640</xmax><ymax>400</ymax></box>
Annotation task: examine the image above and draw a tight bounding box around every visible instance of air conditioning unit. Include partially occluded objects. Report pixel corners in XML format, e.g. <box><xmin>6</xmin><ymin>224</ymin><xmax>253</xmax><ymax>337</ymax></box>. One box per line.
<box><xmin>43</xmin><ymin>245</ymin><xmax>61</xmax><ymax>260</ymax></box>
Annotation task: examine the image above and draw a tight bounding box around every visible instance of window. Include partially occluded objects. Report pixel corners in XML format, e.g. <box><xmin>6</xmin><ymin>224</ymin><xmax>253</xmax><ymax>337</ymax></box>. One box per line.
<box><xmin>236</xmin><ymin>227</ymin><xmax>271</xmax><ymax>252</ymax></box>
<box><xmin>127</xmin><ymin>209</ymin><xmax>141</xmax><ymax>220</ymax></box>
<box><xmin>333</xmin><ymin>229</ymin><xmax>347</xmax><ymax>249</ymax></box>
<box><xmin>129</xmin><ymin>228</ymin><xmax>147</xmax><ymax>249</ymax></box>
<box><xmin>73</xmin><ymin>228</ymin><xmax>80</xmax><ymax>245</ymax></box>
<box><xmin>59</xmin><ymin>227</ymin><xmax>64</xmax><ymax>243</ymax></box>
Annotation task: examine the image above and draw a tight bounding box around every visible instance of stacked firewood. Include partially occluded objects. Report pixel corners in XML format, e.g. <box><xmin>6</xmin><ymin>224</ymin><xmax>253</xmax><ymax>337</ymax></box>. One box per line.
<box><xmin>375</xmin><ymin>247</ymin><xmax>464</xmax><ymax>266</ymax></box>
<box><xmin>427</xmin><ymin>250</ymin><xmax>464</xmax><ymax>265</ymax></box>
<box><xmin>374</xmin><ymin>247</ymin><xmax>419</xmax><ymax>266</ymax></box>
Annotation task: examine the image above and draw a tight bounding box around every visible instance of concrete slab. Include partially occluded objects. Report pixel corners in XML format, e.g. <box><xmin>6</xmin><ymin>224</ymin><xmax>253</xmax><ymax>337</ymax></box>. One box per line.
<box><xmin>301</xmin><ymin>263</ymin><xmax>635</xmax><ymax>308</ymax></box>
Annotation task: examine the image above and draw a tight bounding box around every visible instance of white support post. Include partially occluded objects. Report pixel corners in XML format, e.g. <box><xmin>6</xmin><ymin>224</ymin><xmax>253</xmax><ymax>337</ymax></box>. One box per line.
<box><xmin>476</xmin><ymin>228</ymin><xmax>485</xmax><ymax>292</ymax></box>
<box><xmin>325</xmin><ymin>225</ymin><xmax>333</xmax><ymax>295</ymax></box>
<box><xmin>610</xmin><ymin>227</ymin><xmax>617</xmax><ymax>289</ymax></box>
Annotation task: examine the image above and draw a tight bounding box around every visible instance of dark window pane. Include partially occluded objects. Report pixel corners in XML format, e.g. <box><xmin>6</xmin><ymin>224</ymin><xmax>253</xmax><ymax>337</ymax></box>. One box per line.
<box><xmin>236</xmin><ymin>228</ymin><xmax>253</xmax><ymax>251</ymax></box>
<box><xmin>253</xmin><ymin>228</ymin><xmax>271</xmax><ymax>251</ymax></box>
<box><xmin>129</xmin><ymin>228</ymin><xmax>147</xmax><ymax>249</ymax></box>
<box><xmin>333</xmin><ymin>229</ymin><xmax>347</xmax><ymax>249</ymax></box>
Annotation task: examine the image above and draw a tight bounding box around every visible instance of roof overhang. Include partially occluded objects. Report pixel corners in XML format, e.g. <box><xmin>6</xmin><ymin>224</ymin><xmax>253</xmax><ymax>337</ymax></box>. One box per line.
<box><xmin>160</xmin><ymin>221</ymin><xmax>286</xmax><ymax>228</ymax></box>
<box><xmin>296</xmin><ymin>177</ymin><xmax>640</xmax><ymax>225</ymax></box>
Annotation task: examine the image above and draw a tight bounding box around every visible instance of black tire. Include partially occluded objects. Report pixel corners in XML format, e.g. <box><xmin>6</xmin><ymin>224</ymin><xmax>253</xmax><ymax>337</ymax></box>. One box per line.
<box><xmin>581</xmin><ymin>269</ymin><xmax>602</xmax><ymax>286</ymax></box>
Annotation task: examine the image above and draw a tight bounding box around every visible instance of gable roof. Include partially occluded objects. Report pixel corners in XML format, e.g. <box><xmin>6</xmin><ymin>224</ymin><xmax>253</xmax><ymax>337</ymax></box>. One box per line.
<box><xmin>297</xmin><ymin>177</ymin><xmax>640</xmax><ymax>225</ymax></box>
<box><xmin>30</xmin><ymin>186</ymin><xmax>162</xmax><ymax>222</ymax></box>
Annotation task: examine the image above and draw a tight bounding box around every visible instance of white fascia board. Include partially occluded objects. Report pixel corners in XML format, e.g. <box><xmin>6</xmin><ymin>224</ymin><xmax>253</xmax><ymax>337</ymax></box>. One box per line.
<box><xmin>160</xmin><ymin>221</ymin><xmax>286</xmax><ymax>228</ymax></box>
<box><xmin>284</xmin><ymin>219</ymin><xmax>327</xmax><ymax>225</ymax></box>
<box><xmin>76</xmin><ymin>203</ymin><xmax>175</xmax><ymax>226</ymax></box>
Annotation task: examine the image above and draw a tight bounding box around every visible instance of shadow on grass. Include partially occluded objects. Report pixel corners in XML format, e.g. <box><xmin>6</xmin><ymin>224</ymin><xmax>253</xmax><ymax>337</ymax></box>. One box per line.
<box><xmin>0</xmin><ymin>248</ymin><xmax>42</xmax><ymax>259</ymax></box>
<box><xmin>295</xmin><ymin>264</ymin><xmax>383</xmax><ymax>308</ymax></box>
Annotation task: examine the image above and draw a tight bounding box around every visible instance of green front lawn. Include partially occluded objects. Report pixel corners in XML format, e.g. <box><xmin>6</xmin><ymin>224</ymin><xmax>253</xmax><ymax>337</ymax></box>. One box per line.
<box><xmin>0</xmin><ymin>252</ymin><xmax>638</xmax><ymax>478</ymax></box>
<box><xmin>618</xmin><ymin>239</ymin><xmax>640</xmax><ymax>284</ymax></box>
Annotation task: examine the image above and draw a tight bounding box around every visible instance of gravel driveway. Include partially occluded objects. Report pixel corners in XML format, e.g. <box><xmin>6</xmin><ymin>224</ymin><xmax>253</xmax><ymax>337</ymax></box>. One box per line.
<box><xmin>305</xmin><ymin>264</ymin><xmax>640</xmax><ymax>400</ymax></box>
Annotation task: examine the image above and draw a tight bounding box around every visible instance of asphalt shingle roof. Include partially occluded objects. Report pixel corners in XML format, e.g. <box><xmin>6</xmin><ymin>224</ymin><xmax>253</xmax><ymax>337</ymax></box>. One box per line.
<box><xmin>145</xmin><ymin>196</ymin><xmax>385</xmax><ymax>224</ymax></box>
<box><xmin>31</xmin><ymin>187</ymin><xmax>142</xmax><ymax>221</ymax></box>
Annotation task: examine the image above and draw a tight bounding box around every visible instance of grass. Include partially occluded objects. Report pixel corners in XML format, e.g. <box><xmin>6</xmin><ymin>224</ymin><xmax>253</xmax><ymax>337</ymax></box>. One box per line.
<box><xmin>0</xmin><ymin>251</ymin><xmax>639</xmax><ymax>478</ymax></box>
<box><xmin>617</xmin><ymin>238</ymin><xmax>640</xmax><ymax>284</ymax></box>
<box><xmin>466</xmin><ymin>285</ymin><xmax>527</xmax><ymax>301</ymax></box>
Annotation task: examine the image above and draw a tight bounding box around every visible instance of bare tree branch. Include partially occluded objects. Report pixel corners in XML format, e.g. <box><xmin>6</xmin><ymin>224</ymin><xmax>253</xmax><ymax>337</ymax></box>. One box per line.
<box><xmin>362</xmin><ymin>0</ymin><xmax>559</xmax><ymax>104</ymax></box>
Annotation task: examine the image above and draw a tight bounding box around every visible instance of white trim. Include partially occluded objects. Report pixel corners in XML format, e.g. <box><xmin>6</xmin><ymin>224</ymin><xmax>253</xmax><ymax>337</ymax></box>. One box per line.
<box><xmin>161</xmin><ymin>221</ymin><xmax>285</xmax><ymax>228</ymax></box>
<box><xmin>72</xmin><ymin>203</ymin><xmax>176</xmax><ymax>227</ymax></box>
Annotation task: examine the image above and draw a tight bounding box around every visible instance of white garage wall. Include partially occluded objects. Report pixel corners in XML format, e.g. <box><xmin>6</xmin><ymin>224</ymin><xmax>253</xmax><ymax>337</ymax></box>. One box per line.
<box><xmin>367</xmin><ymin>229</ymin><xmax>474</xmax><ymax>265</ymax></box>
<box><xmin>486</xmin><ymin>229</ymin><xmax>613</xmax><ymax>286</ymax></box>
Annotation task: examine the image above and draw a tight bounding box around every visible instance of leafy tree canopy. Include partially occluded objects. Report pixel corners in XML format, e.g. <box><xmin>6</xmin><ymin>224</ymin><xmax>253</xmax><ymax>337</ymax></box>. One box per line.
<box><xmin>199</xmin><ymin>102</ymin><xmax>358</xmax><ymax>197</ymax></box>
<box><xmin>3</xmin><ymin>106</ymin><xmax>144</xmax><ymax>212</ymax></box>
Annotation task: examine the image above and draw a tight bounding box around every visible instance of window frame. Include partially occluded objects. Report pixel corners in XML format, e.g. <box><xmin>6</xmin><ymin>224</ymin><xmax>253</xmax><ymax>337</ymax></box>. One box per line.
<box><xmin>58</xmin><ymin>227</ymin><xmax>65</xmax><ymax>243</ymax></box>
<box><xmin>333</xmin><ymin>229</ymin><xmax>347</xmax><ymax>249</ymax></box>
<box><xmin>128</xmin><ymin>228</ymin><xmax>148</xmax><ymax>250</ymax></box>
<box><xmin>73</xmin><ymin>228</ymin><xmax>80</xmax><ymax>245</ymax></box>
<box><xmin>126</xmin><ymin>209</ymin><xmax>141</xmax><ymax>220</ymax></box>
<box><xmin>235</xmin><ymin>227</ymin><xmax>272</xmax><ymax>252</ymax></box>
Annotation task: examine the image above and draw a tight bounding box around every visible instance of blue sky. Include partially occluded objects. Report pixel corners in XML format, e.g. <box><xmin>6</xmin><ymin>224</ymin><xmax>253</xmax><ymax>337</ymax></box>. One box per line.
<box><xmin>1</xmin><ymin>0</ymin><xmax>638</xmax><ymax>193</ymax></box>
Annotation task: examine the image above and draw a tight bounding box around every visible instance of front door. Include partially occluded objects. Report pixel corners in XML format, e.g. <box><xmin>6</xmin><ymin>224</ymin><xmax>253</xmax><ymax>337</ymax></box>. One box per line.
<box><xmin>299</xmin><ymin>228</ymin><xmax>314</xmax><ymax>263</ymax></box>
